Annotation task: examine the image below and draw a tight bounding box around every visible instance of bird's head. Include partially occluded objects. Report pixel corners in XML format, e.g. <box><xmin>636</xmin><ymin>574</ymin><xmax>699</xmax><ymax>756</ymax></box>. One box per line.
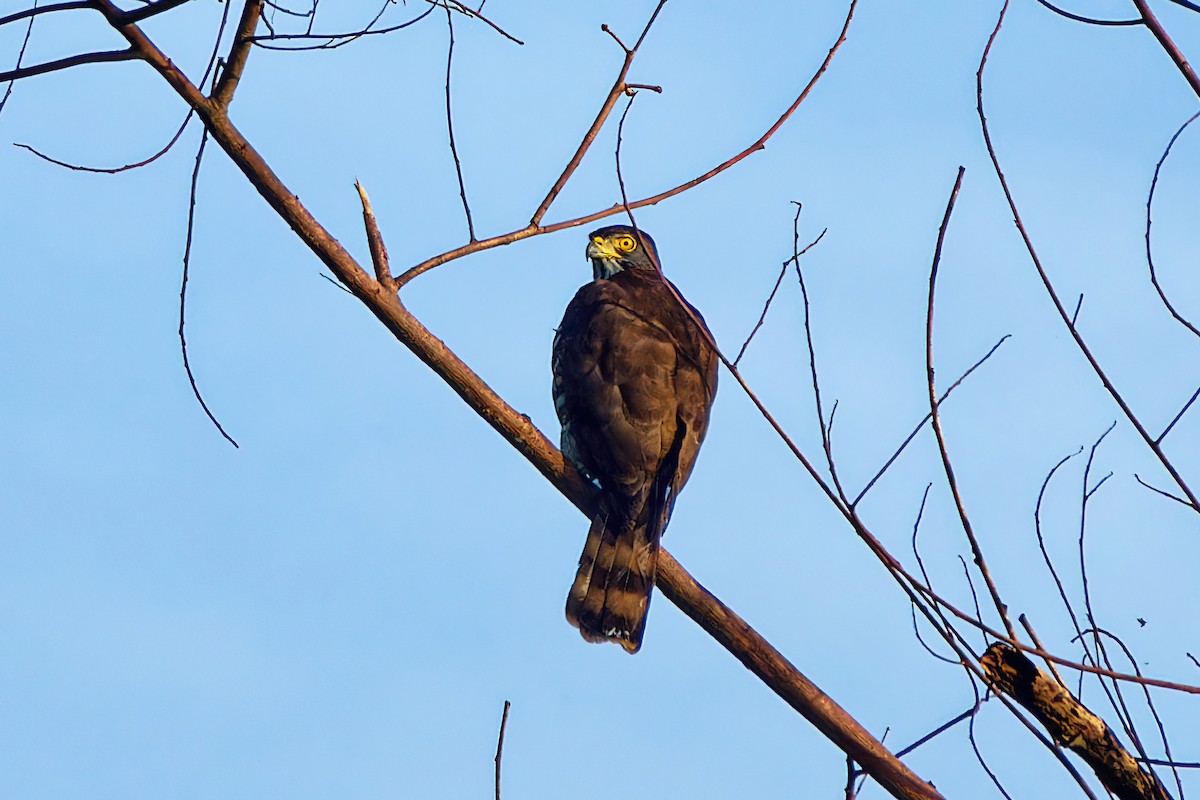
<box><xmin>585</xmin><ymin>225</ymin><xmax>659</xmax><ymax>280</ymax></box>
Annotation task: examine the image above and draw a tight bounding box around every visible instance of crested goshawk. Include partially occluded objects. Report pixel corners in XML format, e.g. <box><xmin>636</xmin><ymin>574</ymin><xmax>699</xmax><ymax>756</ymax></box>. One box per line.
<box><xmin>552</xmin><ymin>225</ymin><xmax>718</xmax><ymax>653</ymax></box>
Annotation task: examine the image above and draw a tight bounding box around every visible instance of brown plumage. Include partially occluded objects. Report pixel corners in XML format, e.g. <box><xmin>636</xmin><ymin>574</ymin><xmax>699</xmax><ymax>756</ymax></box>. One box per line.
<box><xmin>552</xmin><ymin>226</ymin><xmax>717</xmax><ymax>653</ymax></box>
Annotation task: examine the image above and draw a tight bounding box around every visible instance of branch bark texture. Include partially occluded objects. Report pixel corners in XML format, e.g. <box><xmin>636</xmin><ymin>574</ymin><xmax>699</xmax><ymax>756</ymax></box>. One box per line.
<box><xmin>983</xmin><ymin>644</ymin><xmax>1173</xmax><ymax>800</ymax></box>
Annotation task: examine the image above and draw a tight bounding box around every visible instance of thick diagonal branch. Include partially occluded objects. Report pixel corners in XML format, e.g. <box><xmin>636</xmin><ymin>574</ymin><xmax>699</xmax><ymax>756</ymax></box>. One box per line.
<box><xmin>88</xmin><ymin>6</ymin><xmax>942</xmax><ymax>798</ymax></box>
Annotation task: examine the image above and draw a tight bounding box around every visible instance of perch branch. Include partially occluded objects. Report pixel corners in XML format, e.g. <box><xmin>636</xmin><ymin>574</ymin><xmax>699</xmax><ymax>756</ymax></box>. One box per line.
<box><xmin>86</xmin><ymin>5</ymin><xmax>941</xmax><ymax>798</ymax></box>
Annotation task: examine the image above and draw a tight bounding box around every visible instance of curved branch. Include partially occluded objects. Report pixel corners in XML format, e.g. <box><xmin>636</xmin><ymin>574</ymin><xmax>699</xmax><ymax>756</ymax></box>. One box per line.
<box><xmin>977</xmin><ymin>0</ymin><xmax>1200</xmax><ymax>513</ymax></box>
<box><xmin>1035</xmin><ymin>0</ymin><xmax>1141</xmax><ymax>26</ymax></box>
<box><xmin>1145</xmin><ymin>110</ymin><xmax>1200</xmax><ymax>339</ymax></box>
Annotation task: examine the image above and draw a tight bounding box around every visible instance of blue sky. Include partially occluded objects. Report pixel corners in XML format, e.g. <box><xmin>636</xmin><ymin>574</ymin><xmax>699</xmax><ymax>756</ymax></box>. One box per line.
<box><xmin>2</xmin><ymin>1</ymin><xmax>1199</xmax><ymax>798</ymax></box>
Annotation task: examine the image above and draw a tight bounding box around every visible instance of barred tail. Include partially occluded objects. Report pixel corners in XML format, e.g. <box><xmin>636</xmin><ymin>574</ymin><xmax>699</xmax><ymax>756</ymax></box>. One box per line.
<box><xmin>565</xmin><ymin>512</ymin><xmax>659</xmax><ymax>654</ymax></box>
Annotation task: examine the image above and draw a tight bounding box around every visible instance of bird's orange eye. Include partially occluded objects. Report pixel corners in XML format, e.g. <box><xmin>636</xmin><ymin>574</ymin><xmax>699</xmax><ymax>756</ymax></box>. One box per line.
<box><xmin>614</xmin><ymin>236</ymin><xmax>636</xmax><ymax>252</ymax></box>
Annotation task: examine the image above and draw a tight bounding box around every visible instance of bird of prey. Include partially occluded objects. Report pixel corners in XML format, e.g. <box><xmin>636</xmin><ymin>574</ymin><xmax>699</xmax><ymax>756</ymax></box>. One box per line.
<box><xmin>552</xmin><ymin>225</ymin><xmax>718</xmax><ymax>653</ymax></box>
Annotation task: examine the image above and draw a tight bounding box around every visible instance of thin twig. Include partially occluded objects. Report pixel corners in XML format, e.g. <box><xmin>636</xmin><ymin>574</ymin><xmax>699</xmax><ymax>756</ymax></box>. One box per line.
<box><xmin>733</xmin><ymin>204</ymin><xmax>826</xmax><ymax>367</ymax></box>
<box><xmin>213</xmin><ymin>0</ymin><xmax>263</xmax><ymax>107</ymax></box>
<box><xmin>0</xmin><ymin>0</ymin><xmax>38</xmax><ymax>119</ymax></box>
<box><xmin>0</xmin><ymin>1</ymin><xmax>93</xmax><ymax>28</ymax></box>
<box><xmin>1019</xmin><ymin>613</ymin><xmax>1067</xmax><ymax>688</ymax></box>
<box><xmin>443</xmin><ymin>3</ymin><xmax>475</xmax><ymax>241</ymax></box>
<box><xmin>958</xmin><ymin>555</ymin><xmax>986</xmax><ymax>652</ymax></box>
<box><xmin>528</xmin><ymin>3</ymin><xmax>666</xmax><ymax>227</ymax></box>
<box><xmin>396</xmin><ymin>0</ymin><xmax>857</xmax><ymax>286</ymax></box>
<box><xmin>1158</xmin><ymin>385</ymin><xmax>1200</xmax><ymax>445</ymax></box>
<box><xmin>0</xmin><ymin>47</ymin><xmax>139</xmax><ymax>82</ymax></box>
<box><xmin>1133</xmin><ymin>0</ymin><xmax>1200</xmax><ymax>99</ymax></box>
<box><xmin>895</xmin><ymin>702</ymin><xmax>981</xmax><ymax>759</ymax></box>
<box><xmin>246</xmin><ymin>3</ymin><xmax>432</xmax><ymax>50</ymax></box>
<box><xmin>967</xmin><ymin>683</ymin><xmax>1016</xmax><ymax>800</ymax></box>
<box><xmin>1087</xmin><ymin>628</ymin><xmax>1184</xmax><ymax>799</ymax></box>
<box><xmin>1035</xmin><ymin>0</ymin><xmax>1141</xmax><ymax>25</ymax></box>
<box><xmin>179</xmin><ymin>128</ymin><xmax>239</xmax><ymax>448</ymax></box>
<box><xmin>494</xmin><ymin>700</ymin><xmax>511</xmax><ymax>800</ymax></box>
<box><xmin>1145</xmin><ymin>110</ymin><xmax>1200</xmax><ymax>339</ymax></box>
<box><xmin>11</xmin><ymin>0</ymin><xmax>231</xmax><ymax>173</ymax></box>
<box><xmin>925</xmin><ymin>165</ymin><xmax>1016</xmax><ymax>641</ymax></box>
<box><xmin>430</xmin><ymin>0</ymin><xmax>522</xmax><ymax>45</ymax></box>
<box><xmin>792</xmin><ymin>210</ymin><xmax>846</xmax><ymax>501</ymax></box>
<box><xmin>908</xmin><ymin>485</ymin><xmax>959</xmax><ymax>665</ymax></box>
<box><xmin>116</xmin><ymin>0</ymin><xmax>191</xmax><ymax>25</ymax></box>
<box><xmin>15</xmin><ymin>112</ymin><xmax>192</xmax><ymax>172</ymax></box>
<box><xmin>1077</xmin><ymin>424</ymin><xmax>1149</xmax><ymax>763</ymax></box>
<box><xmin>1078</xmin><ymin>424</ymin><xmax>1117</xmax><ymax>671</ymax></box>
<box><xmin>734</xmin><ymin>259</ymin><xmax>787</xmax><ymax>366</ymax></box>
<box><xmin>853</xmin><ymin>335</ymin><xmax>1010</xmax><ymax>507</ymax></box>
<box><xmin>1134</xmin><ymin>474</ymin><xmax>1192</xmax><ymax>506</ymax></box>
<box><xmin>1035</xmin><ymin>446</ymin><xmax>1087</xmax><ymax>644</ymax></box>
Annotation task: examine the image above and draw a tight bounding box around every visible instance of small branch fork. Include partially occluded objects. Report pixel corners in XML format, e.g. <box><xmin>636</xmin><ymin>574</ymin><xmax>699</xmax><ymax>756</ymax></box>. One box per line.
<box><xmin>392</xmin><ymin>0</ymin><xmax>857</xmax><ymax>286</ymax></box>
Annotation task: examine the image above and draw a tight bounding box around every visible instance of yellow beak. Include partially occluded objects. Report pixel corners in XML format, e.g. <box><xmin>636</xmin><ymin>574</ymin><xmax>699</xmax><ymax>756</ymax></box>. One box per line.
<box><xmin>586</xmin><ymin>238</ymin><xmax>620</xmax><ymax>260</ymax></box>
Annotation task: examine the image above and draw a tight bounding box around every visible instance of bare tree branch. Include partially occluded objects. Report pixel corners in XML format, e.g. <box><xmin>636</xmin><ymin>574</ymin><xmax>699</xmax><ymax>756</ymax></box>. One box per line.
<box><xmin>1035</xmin><ymin>0</ymin><xmax>1141</xmax><ymax>26</ymax></box>
<box><xmin>395</xmin><ymin>0</ymin><xmax>858</xmax><ymax>286</ymax></box>
<box><xmin>68</xmin><ymin>7</ymin><xmax>949</xmax><ymax>797</ymax></box>
<box><xmin>179</xmin><ymin>126</ymin><xmax>239</xmax><ymax>448</ymax></box>
<box><xmin>1133</xmin><ymin>0</ymin><xmax>1200</xmax><ymax>99</ymax></box>
<box><xmin>442</xmin><ymin>3</ymin><xmax>475</xmax><ymax>241</ymax></box>
<box><xmin>430</xmin><ymin>0</ymin><xmax>522</xmax><ymax>45</ymax></box>
<box><xmin>977</xmin><ymin>0</ymin><xmax>1200</xmax><ymax>513</ymax></box>
<box><xmin>0</xmin><ymin>0</ymin><xmax>38</xmax><ymax>119</ymax></box>
<box><xmin>245</xmin><ymin>6</ymin><xmax>434</xmax><ymax>50</ymax></box>
<box><xmin>528</xmin><ymin>3</ymin><xmax>667</xmax><ymax>228</ymax></box>
<box><xmin>925</xmin><ymin>165</ymin><xmax>1017</xmax><ymax>641</ymax></box>
<box><xmin>1145</xmin><ymin>110</ymin><xmax>1200</xmax><ymax>340</ymax></box>
<box><xmin>494</xmin><ymin>700</ymin><xmax>511</xmax><ymax>800</ymax></box>
<box><xmin>213</xmin><ymin>0</ymin><xmax>263</xmax><ymax>107</ymax></box>
<box><xmin>854</xmin><ymin>334</ymin><xmax>1010</xmax><ymax>507</ymax></box>
<box><xmin>0</xmin><ymin>47</ymin><xmax>139</xmax><ymax>82</ymax></box>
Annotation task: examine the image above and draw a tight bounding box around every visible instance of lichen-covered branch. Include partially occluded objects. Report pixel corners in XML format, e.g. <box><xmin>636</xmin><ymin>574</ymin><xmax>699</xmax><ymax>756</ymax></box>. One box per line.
<box><xmin>982</xmin><ymin>644</ymin><xmax>1173</xmax><ymax>800</ymax></box>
